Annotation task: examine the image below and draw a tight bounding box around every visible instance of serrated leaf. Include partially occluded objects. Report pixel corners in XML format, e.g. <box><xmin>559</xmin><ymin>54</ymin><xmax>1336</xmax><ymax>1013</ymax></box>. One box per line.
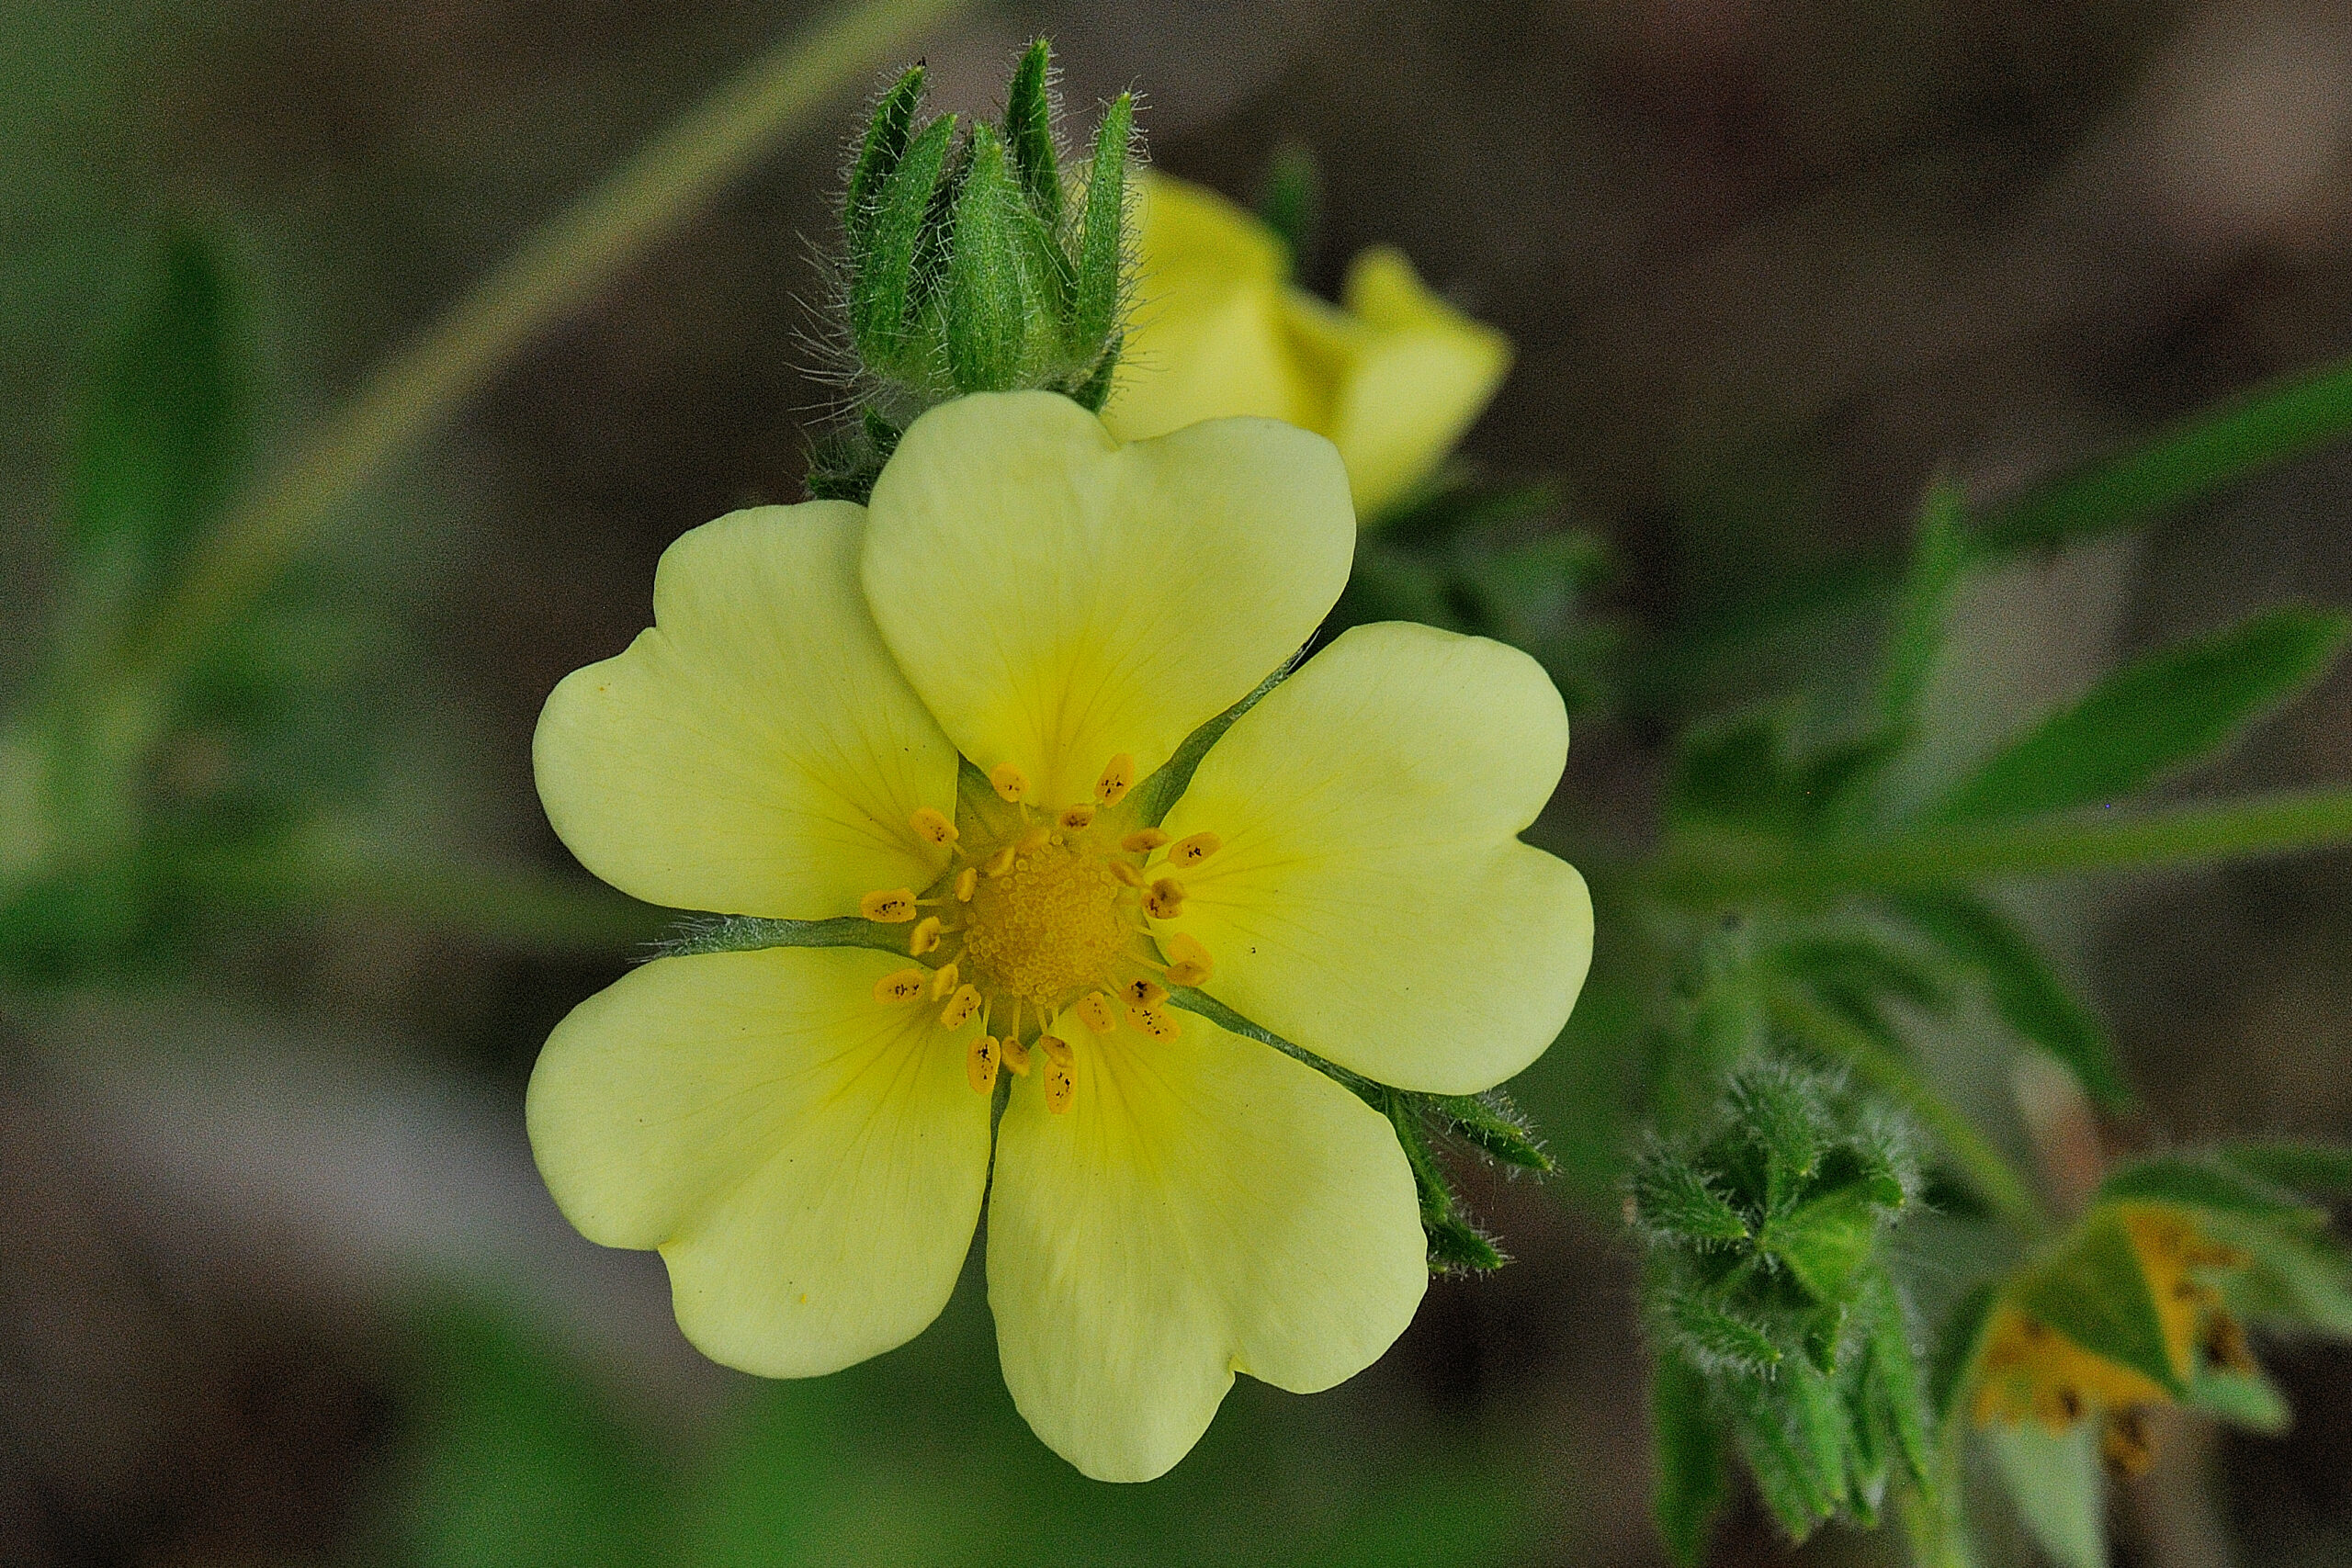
<box><xmin>1651</xmin><ymin>1354</ymin><xmax>1727</xmax><ymax>1567</ymax></box>
<box><xmin>843</xmin><ymin>65</ymin><xmax>924</xmax><ymax>248</ymax></box>
<box><xmin>2013</xmin><ymin>1209</ymin><xmax>2184</xmax><ymax>1397</ymax></box>
<box><xmin>1070</xmin><ymin>92</ymin><xmax>1133</xmax><ymax>357</ymax></box>
<box><xmin>1634</xmin><ymin>1157</ymin><xmax>1751</xmax><ymax>1247</ymax></box>
<box><xmin>1877</xmin><ymin>479</ymin><xmax>1968</xmax><ymax>728</ymax></box>
<box><xmin>69</xmin><ymin>229</ymin><xmax>249</xmax><ymax>601</ymax></box>
<box><xmin>1985</xmin><ymin>1420</ymin><xmax>2107</xmax><ymax>1568</ymax></box>
<box><xmin>1001</xmin><ymin>39</ymin><xmax>1061</xmax><ymax>231</ymax></box>
<box><xmin>849</xmin><ymin>111</ymin><xmax>956</xmax><ymax>372</ymax></box>
<box><xmin>1931</xmin><ymin>605</ymin><xmax>2350</xmax><ymax>825</ymax></box>
<box><xmin>1891</xmin><ymin>890</ymin><xmax>2132</xmax><ymax>1110</ymax></box>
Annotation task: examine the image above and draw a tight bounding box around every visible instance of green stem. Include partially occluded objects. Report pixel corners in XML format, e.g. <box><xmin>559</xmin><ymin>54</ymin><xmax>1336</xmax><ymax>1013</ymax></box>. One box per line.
<box><xmin>1768</xmin><ymin>986</ymin><xmax>2047</xmax><ymax>1236</ymax></box>
<box><xmin>1650</xmin><ymin>785</ymin><xmax>2352</xmax><ymax>901</ymax></box>
<box><xmin>114</xmin><ymin>0</ymin><xmax>972</xmax><ymax>691</ymax></box>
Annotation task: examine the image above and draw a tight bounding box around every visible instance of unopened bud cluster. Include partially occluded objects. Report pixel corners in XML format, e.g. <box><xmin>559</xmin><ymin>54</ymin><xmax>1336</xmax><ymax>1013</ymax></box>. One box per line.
<box><xmin>815</xmin><ymin>41</ymin><xmax>1135</xmax><ymax>500</ymax></box>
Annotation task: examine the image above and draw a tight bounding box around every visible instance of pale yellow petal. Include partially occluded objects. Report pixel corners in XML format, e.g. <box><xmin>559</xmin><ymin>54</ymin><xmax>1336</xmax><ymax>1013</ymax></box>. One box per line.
<box><xmin>1159</xmin><ymin>622</ymin><xmax>1590</xmax><ymax>1094</ymax></box>
<box><xmin>534</xmin><ymin>502</ymin><xmax>957</xmax><ymax>916</ymax></box>
<box><xmin>526</xmin><ymin>947</ymin><xmax>991</xmax><ymax>1378</ymax></box>
<box><xmin>987</xmin><ymin>1010</ymin><xmax>1425</xmax><ymax>1481</ymax></box>
<box><xmin>1326</xmin><ymin>247</ymin><xmax>1511</xmax><ymax>519</ymax></box>
<box><xmin>862</xmin><ymin>391</ymin><xmax>1355</xmax><ymax>808</ymax></box>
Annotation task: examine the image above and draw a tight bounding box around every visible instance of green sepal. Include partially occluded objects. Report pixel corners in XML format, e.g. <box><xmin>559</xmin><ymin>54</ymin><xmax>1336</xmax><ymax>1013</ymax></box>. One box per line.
<box><xmin>1001</xmin><ymin>39</ymin><xmax>1061</xmax><ymax>232</ymax></box>
<box><xmin>2010</xmin><ymin>1208</ymin><xmax>2184</xmax><ymax>1397</ymax></box>
<box><xmin>1762</xmin><ymin>1187</ymin><xmax>1883</xmax><ymax>1303</ymax></box>
<box><xmin>1650</xmin><ymin>1353</ymin><xmax>1728</xmax><ymax>1567</ymax></box>
<box><xmin>1122</xmin><ymin>659</ymin><xmax>1292</xmax><ymax>827</ymax></box>
<box><xmin>843</xmin><ymin>65</ymin><xmax>925</xmax><ymax>250</ymax></box>
<box><xmin>1930</xmin><ymin>604</ymin><xmax>2349</xmax><ymax>826</ymax></box>
<box><xmin>1632</xmin><ymin>1156</ymin><xmax>1751</xmax><ymax>1248</ymax></box>
<box><xmin>1430</xmin><ymin>1089</ymin><xmax>1555</xmax><ymax>1172</ymax></box>
<box><xmin>1071</xmin><ymin>92</ymin><xmax>1134</xmax><ymax>359</ymax></box>
<box><xmin>1889</xmin><ymin>889</ymin><xmax>2132</xmax><ymax>1110</ymax></box>
<box><xmin>1065</xmin><ymin>332</ymin><xmax>1121</xmax><ymax>413</ymax></box>
<box><xmin>655</xmin><ymin>913</ymin><xmax>914</xmax><ymax>960</ymax></box>
<box><xmin>850</xmin><ymin>110</ymin><xmax>958</xmax><ymax>376</ymax></box>
<box><xmin>944</xmin><ymin>124</ymin><xmax>1034</xmax><ymax>393</ymax></box>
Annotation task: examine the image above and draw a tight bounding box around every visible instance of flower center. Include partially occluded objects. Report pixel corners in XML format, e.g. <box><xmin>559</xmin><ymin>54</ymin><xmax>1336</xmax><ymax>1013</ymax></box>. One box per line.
<box><xmin>862</xmin><ymin>752</ymin><xmax>1226</xmax><ymax>1116</ymax></box>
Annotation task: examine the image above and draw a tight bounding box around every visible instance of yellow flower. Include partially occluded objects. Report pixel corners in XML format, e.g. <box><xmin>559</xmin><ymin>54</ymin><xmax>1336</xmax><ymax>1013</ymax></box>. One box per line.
<box><xmin>1102</xmin><ymin>171</ymin><xmax>1512</xmax><ymax>525</ymax></box>
<box><xmin>527</xmin><ymin>391</ymin><xmax>1593</xmax><ymax>1481</ymax></box>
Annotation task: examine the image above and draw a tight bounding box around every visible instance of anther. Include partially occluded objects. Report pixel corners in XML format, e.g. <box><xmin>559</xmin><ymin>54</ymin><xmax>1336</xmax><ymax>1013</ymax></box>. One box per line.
<box><xmin>874</xmin><ymin>967</ymin><xmax>929</xmax><ymax>1004</ymax></box>
<box><xmin>930</xmin><ymin>962</ymin><xmax>960</xmax><ymax>1000</ymax></box>
<box><xmin>1095</xmin><ymin>754</ymin><xmax>1136</xmax><ymax>804</ymax></box>
<box><xmin>1039</xmin><ymin>1033</ymin><xmax>1074</xmax><ymax>1068</ymax></box>
<box><xmin>955</xmin><ymin>866</ymin><xmax>978</xmax><ymax>900</ymax></box>
<box><xmin>1121</xmin><ymin>977</ymin><xmax>1168</xmax><ymax>1009</ymax></box>
<box><xmin>1001</xmin><ymin>1036</ymin><xmax>1033</xmax><ymax>1076</ymax></box>
<box><xmin>909</xmin><ymin>916</ymin><xmax>943</xmax><ymax>956</ymax></box>
<box><xmin>1077</xmin><ymin>992</ymin><xmax>1118</xmax><ymax>1035</ymax></box>
<box><xmin>967</xmin><ymin>1035</ymin><xmax>1001</xmax><ymax>1094</ymax></box>
<box><xmin>990</xmin><ymin>762</ymin><xmax>1029</xmax><ymax>803</ymax></box>
<box><xmin>1143</xmin><ymin>877</ymin><xmax>1186</xmax><ymax>919</ymax></box>
<box><xmin>1167</xmin><ymin>831</ymin><xmax>1221</xmax><ymax>868</ymax></box>
<box><xmin>1162</xmin><ymin>932</ymin><xmax>1214</xmax><ymax>987</ymax></box>
<box><xmin>859</xmin><ymin>888</ymin><xmax>919</xmax><ymax>922</ymax></box>
<box><xmin>939</xmin><ymin>984</ymin><xmax>982</xmax><ymax>1031</ymax></box>
<box><xmin>1045</xmin><ymin>1056</ymin><xmax>1075</xmax><ymax>1113</ymax></box>
<box><xmin>1127</xmin><ymin>1002</ymin><xmax>1181</xmax><ymax>1041</ymax></box>
<box><xmin>984</xmin><ymin>845</ymin><xmax>1017</xmax><ymax>877</ymax></box>
<box><xmin>1058</xmin><ymin>804</ymin><xmax>1096</xmax><ymax>831</ymax></box>
<box><xmin>910</xmin><ymin>807</ymin><xmax>958</xmax><ymax>847</ymax></box>
<box><xmin>1121</xmin><ymin>828</ymin><xmax>1169</xmax><ymax>853</ymax></box>
<box><xmin>1109</xmin><ymin>861</ymin><xmax>1147</xmax><ymax>888</ymax></box>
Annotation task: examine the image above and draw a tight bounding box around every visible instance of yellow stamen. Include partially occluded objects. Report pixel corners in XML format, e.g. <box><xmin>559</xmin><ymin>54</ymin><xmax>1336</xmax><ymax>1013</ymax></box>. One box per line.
<box><xmin>939</xmin><ymin>984</ymin><xmax>982</xmax><ymax>1031</ymax></box>
<box><xmin>1077</xmin><ymin>991</ymin><xmax>1118</xmax><ymax>1035</ymax></box>
<box><xmin>955</xmin><ymin>866</ymin><xmax>978</xmax><ymax>901</ymax></box>
<box><xmin>1167</xmin><ymin>831</ymin><xmax>1221</xmax><ymax>868</ymax></box>
<box><xmin>1127</xmin><ymin>1002</ymin><xmax>1181</xmax><ymax>1041</ymax></box>
<box><xmin>1058</xmin><ymin>805</ymin><xmax>1096</xmax><ymax>831</ymax></box>
<box><xmin>909</xmin><ymin>916</ymin><xmax>943</xmax><ymax>956</ymax></box>
<box><xmin>1121</xmin><ymin>977</ymin><xmax>1168</xmax><ymax>1009</ymax></box>
<box><xmin>930</xmin><ymin>962</ymin><xmax>960</xmax><ymax>1000</ymax></box>
<box><xmin>1039</xmin><ymin>1032</ymin><xmax>1074</xmax><ymax>1068</ymax></box>
<box><xmin>990</xmin><ymin>761</ymin><xmax>1029</xmax><ymax>803</ymax></box>
<box><xmin>1143</xmin><ymin>876</ymin><xmax>1185</xmax><ymax>919</ymax></box>
<box><xmin>1045</xmin><ymin>1055</ymin><xmax>1075</xmax><ymax>1113</ymax></box>
<box><xmin>1095</xmin><ymin>753</ymin><xmax>1136</xmax><ymax>804</ymax></box>
<box><xmin>859</xmin><ymin>888</ymin><xmax>919</xmax><ymax>922</ymax></box>
<box><xmin>1001</xmin><ymin>1035</ymin><xmax>1033</xmax><ymax>1076</ymax></box>
<box><xmin>967</xmin><ymin>1035</ymin><xmax>1001</xmax><ymax>1094</ymax></box>
<box><xmin>873</xmin><ymin>967</ymin><xmax>929</xmax><ymax>1004</ymax></box>
<box><xmin>1018</xmin><ymin>825</ymin><xmax>1052</xmax><ymax>852</ymax></box>
<box><xmin>984</xmin><ymin>845</ymin><xmax>1017</xmax><ymax>877</ymax></box>
<box><xmin>1120</xmin><ymin>828</ymin><xmax>1169</xmax><ymax>853</ymax></box>
<box><xmin>1162</xmin><ymin>932</ymin><xmax>1214</xmax><ymax>987</ymax></box>
<box><xmin>910</xmin><ymin>807</ymin><xmax>958</xmax><ymax>847</ymax></box>
<box><xmin>1109</xmin><ymin>860</ymin><xmax>1146</xmax><ymax>888</ymax></box>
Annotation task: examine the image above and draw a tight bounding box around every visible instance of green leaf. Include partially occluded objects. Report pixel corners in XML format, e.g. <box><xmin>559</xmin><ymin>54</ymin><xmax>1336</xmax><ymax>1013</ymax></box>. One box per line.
<box><xmin>2221</xmin><ymin>1139</ymin><xmax>2352</xmax><ymax>1198</ymax></box>
<box><xmin>1070</xmin><ymin>92</ymin><xmax>1133</xmax><ymax>357</ymax></box>
<box><xmin>1975</xmin><ymin>349</ymin><xmax>2352</xmax><ymax>555</ymax></box>
<box><xmin>68</xmin><ymin>229</ymin><xmax>250</xmax><ymax>598</ymax></box>
<box><xmin>1257</xmin><ymin>140</ymin><xmax>1321</xmax><ymax>278</ymax></box>
<box><xmin>849</xmin><ymin>110</ymin><xmax>956</xmax><ymax>371</ymax></box>
<box><xmin>2012</xmin><ymin>1208</ymin><xmax>2184</xmax><ymax>1397</ymax></box>
<box><xmin>944</xmin><ymin>124</ymin><xmax>1034</xmax><ymax>393</ymax></box>
<box><xmin>843</xmin><ymin>65</ymin><xmax>924</xmax><ymax>249</ymax></box>
<box><xmin>1762</xmin><ymin>1188</ymin><xmax>1881</xmax><ymax>1303</ymax></box>
<box><xmin>1931</xmin><ymin>606</ymin><xmax>2349</xmax><ymax>825</ymax></box>
<box><xmin>2186</xmin><ymin>1364</ymin><xmax>2291</xmax><ymax>1433</ymax></box>
<box><xmin>1667</xmin><ymin>1292</ymin><xmax>1784</xmax><ymax>1377</ymax></box>
<box><xmin>2095</xmin><ymin>1154</ymin><xmax>2310</xmax><ymax>1220</ymax></box>
<box><xmin>1123</xmin><ymin>660</ymin><xmax>1291</xmax><ymax>828</ymax></box>
<box><xmin>1984</xmin><ymin>1420</ymin><xmax>2106</xmax><ymax>1568</ymax></box>
<box><xmin>2203</xmin><ymin>1211</ymin><xmax>2352</xmax><ymax>1335</ymax></box>
<box><xmin>1001</xmin><ymin>39</ymin><xmax>1061</xmax><ymax>231</ymax></box>
<box><xmin>1726</xmin><ymin>1359</ymin><xmax>1848</xmax><ymax>1540</ymax></box>
<box><xmin>1877</xmin><ymin>478</ymin><xmax>1968</xmax><ymax>728</ymax></box>
<box><xmin>1651</xmin><ymin>1354</ymin><xmax>1727</xmax><ymax>1567</ymax></box>
<box><xmin>1633</xmin><ymin>1156</ymin><xmax>1752</xmax><ymax>1248</ymax></box>
<box><xmin>1930</xmin><ymin>1282</ymin><xmax>1998</xmax><ymax>1424</ymax></box>
<box><xmin>1669</xmin><ymin>713</ymin><xmax>1792</xmax><ymax>835</ymax></box>
<box><xmin>1890</xmin><ymin>891</ymin><xmax>2132</xmax><ymax>1111</ymax></box>
<box><xmin>1858</xmin><ymin>1269</ymin><xmax>1930</xmax><ymax>1481</ymax></box>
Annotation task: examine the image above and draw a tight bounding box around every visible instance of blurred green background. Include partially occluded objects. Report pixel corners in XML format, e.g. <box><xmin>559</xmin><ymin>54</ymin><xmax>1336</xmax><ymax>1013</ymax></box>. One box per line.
<box><xmin>7</xmin><ymin>1</ymin><xmax>2352</xmax><ymax>1563</ymax></box>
